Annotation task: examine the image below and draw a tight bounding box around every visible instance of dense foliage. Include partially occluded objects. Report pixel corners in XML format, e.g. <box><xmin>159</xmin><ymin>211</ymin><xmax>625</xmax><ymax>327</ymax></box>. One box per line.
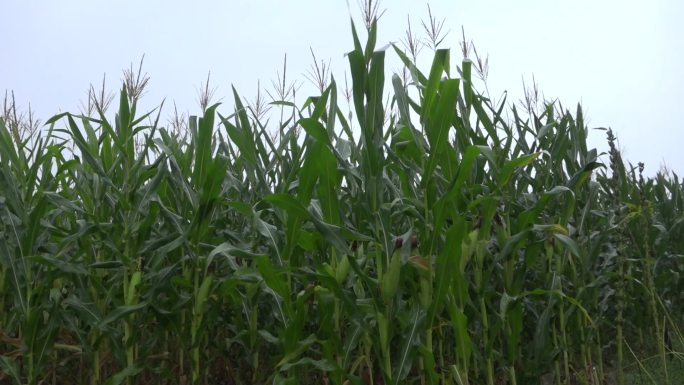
<box><xmin>1</xmin><ymin>19</ymin><xmax>683</xmax><ymax>385</ymax></box>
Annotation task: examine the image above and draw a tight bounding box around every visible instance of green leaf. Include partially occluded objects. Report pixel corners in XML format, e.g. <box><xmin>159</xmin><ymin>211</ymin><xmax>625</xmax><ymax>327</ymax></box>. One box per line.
<box><xmin>423</xmin><ymin>78</ymin><xmax>460</xmax><ymax>182</ymax></box>
<box><xmin>63</xmin><ymin>296</ymin><xmax>102</xmax><ymax>325</ymax></box>
<box><xmin>265</xmin><ymin>193</ymin><xmax>311</xmax><ymax>220</ymax></box>
<box><xmin>99</xmin><ymin>303</ymin><xmax>147</xmax><ymax>328</ymax></box>
<box><xmin>256</xmin><ymin>255</ymin><xmax>289</xmax><ymax>299</ymax></box>
<box><xmin>0</xmin><ymin>356</ymin><xmax>21</xmax><ymax>385</ymax></box>
<box><xmin>429</xmin><ymin>218</ymin><xmax>467</xmax><ymax>325</ymax></box>
<box><xmin>30</xmin><ymin>255</ymin><xmax>88</xmax><ymax>276</ymax></box>
<box><xmin>446</xmin><ymin>301</ymin><xmax>472</xmax><ymax>366</ymax></box>
<box><xmin>394</xmin><ymin>306</ymin><xmax>425</xmax><ymax>383</ymax></box>
<box><xmin>499</xmin><ymin>152</ymin><xmax>541</xmax><ymax>188</ymax></box>
<box><xmin>553</xmin><ymin>233</ymin><xmax>581</xmax><ymax>257</ymax></box>
<box><xmin>192</xmin><ymin>102</ymin><xmax>220</xmax><ymax>189</ymax></box>
<box><xmin>90</xmin><ymin>260</ymin><xmax>125</xmax><ymax>269</ymax></box>
<box><xmin>279</xmin><ymin>357</ymin><xmax>336</xmax><ymax>372</ymax></box>
<box><xmin>207</xmin><ymin>242</ymin><xmax>265</xmax><ymax>274</ymax></box>
<box><xmin>102</xmin><ymin>365</ymin><xmax>144</xmax><ymax>385</ymax></box>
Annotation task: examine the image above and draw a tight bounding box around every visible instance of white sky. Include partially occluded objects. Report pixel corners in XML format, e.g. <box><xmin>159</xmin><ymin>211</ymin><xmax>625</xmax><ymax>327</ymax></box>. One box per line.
<box><xmin>2</xmin><ymin>0</ymin><xmax>682</xmax><ymax>175</ymax></box>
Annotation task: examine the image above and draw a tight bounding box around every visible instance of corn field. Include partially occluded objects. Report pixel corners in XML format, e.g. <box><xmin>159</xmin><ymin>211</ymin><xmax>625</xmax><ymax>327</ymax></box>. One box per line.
<box><xmin>1</xmin><ymin>17</ymin><xmax>683</xmax><ymax>385</ymax></box>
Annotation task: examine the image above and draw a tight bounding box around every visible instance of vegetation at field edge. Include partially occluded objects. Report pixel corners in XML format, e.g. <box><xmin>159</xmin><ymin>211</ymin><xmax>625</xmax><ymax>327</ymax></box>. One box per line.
<box><xmin>1</xmin><ymin>4</ymin><xmax>682</xmax><ymax>385</ymax></box>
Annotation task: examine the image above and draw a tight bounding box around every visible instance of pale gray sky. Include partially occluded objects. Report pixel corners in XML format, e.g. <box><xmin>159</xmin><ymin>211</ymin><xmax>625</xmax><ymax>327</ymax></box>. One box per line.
<box><xmin>2</xmin><ymin>0</ymin><xmax>682</xmax><ymax>175</ymax></box>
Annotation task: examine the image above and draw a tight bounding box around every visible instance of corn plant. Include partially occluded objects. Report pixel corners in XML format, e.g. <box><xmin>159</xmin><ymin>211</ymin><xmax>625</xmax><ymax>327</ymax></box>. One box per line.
<box><xmin>1</xmin><ymin>10</ymin><xmax>683</xmax><ymax>385</ymax></box>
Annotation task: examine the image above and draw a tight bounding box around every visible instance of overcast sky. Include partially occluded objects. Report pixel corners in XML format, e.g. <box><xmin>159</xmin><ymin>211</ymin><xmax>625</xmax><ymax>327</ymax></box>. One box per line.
<box><xmin>2</xmin><ymin>0</ymin><xmax>682</xmax><ymax>175</ymax></box>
